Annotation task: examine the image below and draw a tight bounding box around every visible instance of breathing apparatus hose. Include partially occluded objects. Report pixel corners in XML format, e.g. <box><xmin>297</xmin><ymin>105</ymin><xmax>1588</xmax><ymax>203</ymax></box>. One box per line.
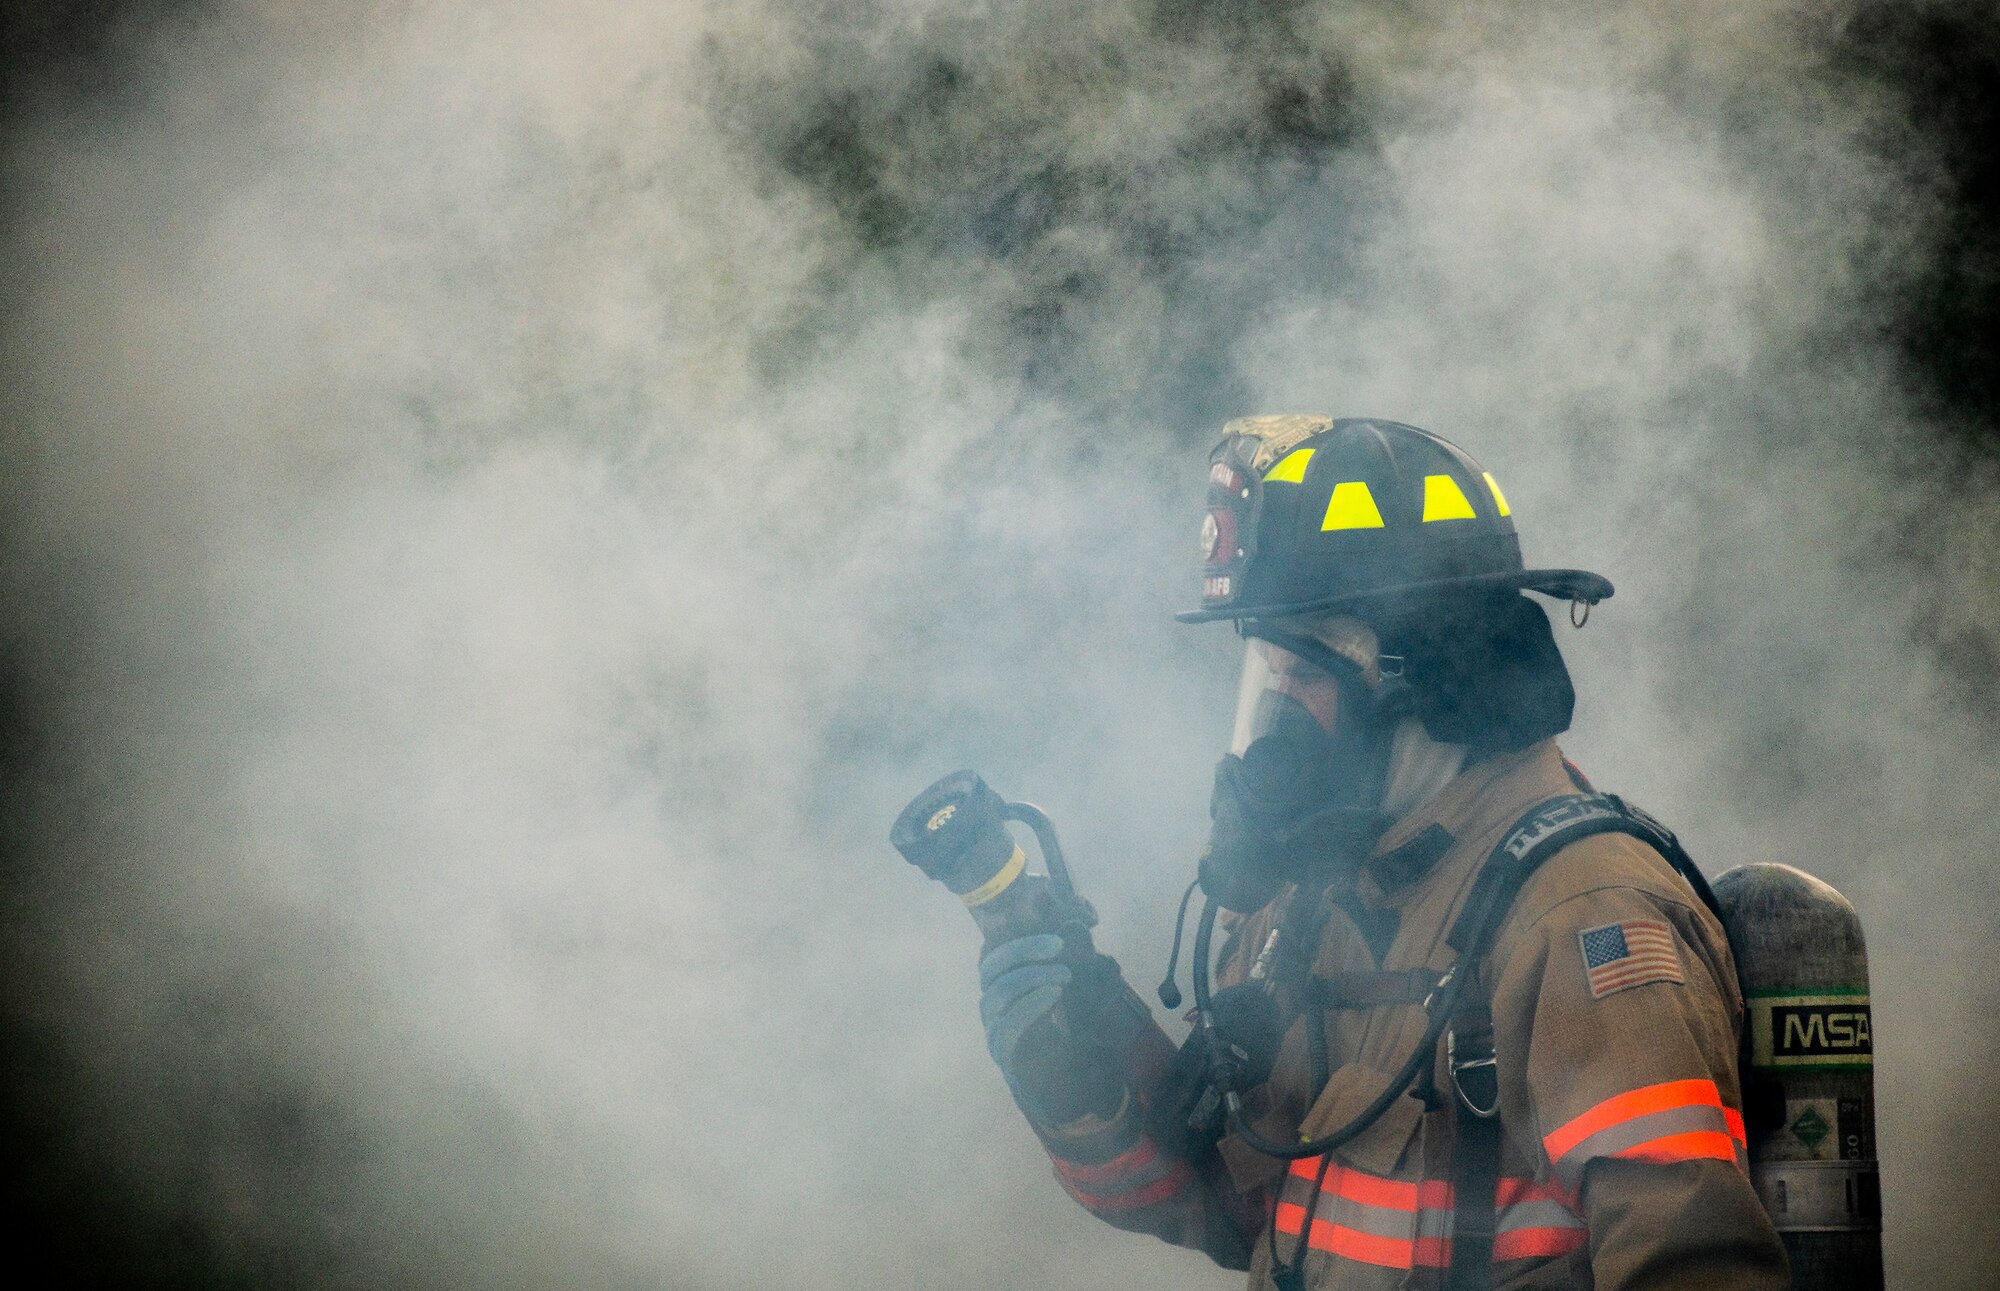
<box><xmin>1190</xmin><ymin>894</ymin><xmax>1462</xmax><ymax>1161</ymax></box>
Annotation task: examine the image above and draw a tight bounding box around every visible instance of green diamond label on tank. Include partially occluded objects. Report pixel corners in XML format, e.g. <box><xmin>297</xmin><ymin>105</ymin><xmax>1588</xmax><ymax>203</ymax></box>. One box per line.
<box><xmin>1772</xmin><ymin>1098</ymin><xmax>1842</xmax><ymax>1163</ymax></box>
<box><xmin>1748</xmin><ymin>992</ymin><xmax>1872</xmax><ymax>1070</ymax></box>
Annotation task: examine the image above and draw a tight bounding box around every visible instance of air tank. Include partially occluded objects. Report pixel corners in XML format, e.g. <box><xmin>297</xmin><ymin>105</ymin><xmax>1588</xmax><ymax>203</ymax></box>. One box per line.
<box><xmin>1711</xmin><ymin>863</ymin><xmax>1882</xmax><ymax>1290</ymax></box>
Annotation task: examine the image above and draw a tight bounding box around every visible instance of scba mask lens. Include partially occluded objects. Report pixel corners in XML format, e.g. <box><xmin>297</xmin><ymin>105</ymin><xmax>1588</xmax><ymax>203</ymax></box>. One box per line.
<box><xmin>1229</xmin><ymin>636</ymin><xmax>1345</xmax><ymax>756</ymax></box>
<box><xmin>1230</xmin><ymin>632</ymin><xmax>1376</xmax><ymax>825</ymax></box>
<box><xmin>1203</xmin><ymin>627</ymin><xmax>1394</xmax><ymax>912</ymax></box>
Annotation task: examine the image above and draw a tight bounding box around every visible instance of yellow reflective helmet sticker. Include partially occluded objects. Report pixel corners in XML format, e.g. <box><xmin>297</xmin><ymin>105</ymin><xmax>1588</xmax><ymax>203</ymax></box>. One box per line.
<box><xmin>1483</xmin><ymin>472</ymin><xmax>1512</xmax><ymax>517</ymax></box>
<box><xmin>1322</xmin><ymin>481</ymin><xmax>1386</xmax><ymax>531</ymax></box>
<box><xmin>1265</xmin><ymin>448</ymin><xmax>1315</xmax><ymax>483</ymax></box>
<box><xmin>1422</xmin><ymin>474</ymin><xmax>1477</xmax><ymax>522</ymax></box>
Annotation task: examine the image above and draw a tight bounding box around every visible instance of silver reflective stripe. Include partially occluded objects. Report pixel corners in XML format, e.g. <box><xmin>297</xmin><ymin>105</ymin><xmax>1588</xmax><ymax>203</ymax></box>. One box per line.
<box><xmin>1408</xmin><ymin>1186</ymin><xmax>1586</xmax><ymax>1243</ymax></box>
<box><xmin>1552</xmin><ymin>1102</ymin><xmax>1734</xmax><ymax>1183</ymax></box>
<box><xmin>1276</xmin><ymin>1172</ymin><xmax>1418</xmax><ymax>1243</ymax></box>
<box><xmin>1317</xmin><ymin>1196</ymin><xmax>1419</xmax><ymax>1242</ymax></box>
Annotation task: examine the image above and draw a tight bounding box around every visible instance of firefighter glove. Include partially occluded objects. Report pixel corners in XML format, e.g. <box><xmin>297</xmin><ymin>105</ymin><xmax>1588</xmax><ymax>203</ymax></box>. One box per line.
<box><xmin>978</xmin><ymin>934</ymin><xmax>1128</xmax><ymax>1125</ymax></box>
<box><xmin>979</xmin><ymin>934</ymin><xmax>1069</xmax><ymax>1077</ymax></box>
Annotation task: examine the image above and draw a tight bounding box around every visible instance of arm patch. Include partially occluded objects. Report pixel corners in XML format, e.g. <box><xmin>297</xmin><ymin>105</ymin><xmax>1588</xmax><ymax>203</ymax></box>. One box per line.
<box><xmin>1577</xmin><ymin>919</ymin><xmax>1684</xmax><ymax>999</ymax></box>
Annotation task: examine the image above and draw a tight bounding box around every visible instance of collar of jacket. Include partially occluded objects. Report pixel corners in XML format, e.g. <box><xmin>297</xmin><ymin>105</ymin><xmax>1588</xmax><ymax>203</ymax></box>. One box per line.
<box><xmin>1358</xmin><ymin>738</ymin><xmax>1570</xmax><ymax>908</ymax></box>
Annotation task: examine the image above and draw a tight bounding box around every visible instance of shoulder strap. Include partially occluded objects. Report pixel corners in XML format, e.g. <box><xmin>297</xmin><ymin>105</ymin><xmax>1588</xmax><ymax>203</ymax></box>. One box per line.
<box><xmin>1442</xmin><ymin>792</ymin><xmax>1715</xmax><ymax>1290</ymax></box>
<box><xmin>1444</xmin><ymin>1000</ymin><xmax>1502</xmax><ymax>1291</ymax></box>
<box><xmin>1444</xmin><ymin>793</ymin><xmax>1718</xmax><ymax>956</ymax></box>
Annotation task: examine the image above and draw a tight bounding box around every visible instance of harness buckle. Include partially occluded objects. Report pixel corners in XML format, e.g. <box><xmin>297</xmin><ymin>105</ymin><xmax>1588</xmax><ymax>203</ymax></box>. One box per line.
<box><xmin>1446</xmin><ymin>1027</ymin><xmax>1501</xmax><ymax>1119</ymax></box>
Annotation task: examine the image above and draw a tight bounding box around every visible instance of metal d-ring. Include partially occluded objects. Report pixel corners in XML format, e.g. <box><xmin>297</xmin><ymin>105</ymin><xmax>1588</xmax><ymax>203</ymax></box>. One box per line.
<box><xmin>1447</xmin><ymin>1027</ymin><xmax>1501</xmax><ymax>1119</ymax></box>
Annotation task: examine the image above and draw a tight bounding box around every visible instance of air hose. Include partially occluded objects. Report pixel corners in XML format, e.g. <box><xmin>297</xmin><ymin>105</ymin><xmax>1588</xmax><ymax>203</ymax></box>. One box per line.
<box><xmin>1189</xmin><ymin>894</ymin><xmax>1461</xmax><ymax>1161</ymax></box>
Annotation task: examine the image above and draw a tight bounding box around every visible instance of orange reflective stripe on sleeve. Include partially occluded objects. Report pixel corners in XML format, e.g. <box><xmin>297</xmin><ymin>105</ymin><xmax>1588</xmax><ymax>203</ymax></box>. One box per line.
<box><xmin>1061</xmin><ymin>1164</ymin><xmax>1194</xmax><ymax>1211</ymax></box>
<box><xmin>1053</xmin><ymin>1136</ymin><xmax>1159</xmax><ymax>1187</ymax></box>
<box><xmin>1493</xmin><ymin>1224</ymin><xmax>1588</xmax><ymax>1261</ymax></box>
<box><xmin>1542</xmin><ymin>1079</ymin><xmax>1723</xmax><ymax>1159</ymax></box>
<box><xmin>1612</xmin><ymin>1129</ymin><xmax>1740</xmax><ymax>1166</ymax></box>
<box><xmin>1541</xmin><ymin>1079</ymin><xmax>1749</xmax><ymax>1185</ymax></box>
<box><xmin>1050</xmin><ymin>1136</ymin><xmax>1194</xmax><ymax>1212</ymax></box>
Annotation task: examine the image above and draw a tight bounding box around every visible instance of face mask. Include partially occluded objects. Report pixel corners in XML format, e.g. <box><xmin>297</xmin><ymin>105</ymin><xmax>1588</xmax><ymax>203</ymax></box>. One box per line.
<box><xmin>1199</xmin><ymin>630</ymin><xmax>1402</xmax><ymax>912</ymax></box>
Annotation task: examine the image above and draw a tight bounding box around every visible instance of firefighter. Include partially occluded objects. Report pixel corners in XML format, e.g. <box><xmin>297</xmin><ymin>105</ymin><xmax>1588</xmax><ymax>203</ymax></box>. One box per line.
<box><xmin>974</xmin><ymin>417</ymin><xmax>1791</xmax><ymax>1289</ymax></box>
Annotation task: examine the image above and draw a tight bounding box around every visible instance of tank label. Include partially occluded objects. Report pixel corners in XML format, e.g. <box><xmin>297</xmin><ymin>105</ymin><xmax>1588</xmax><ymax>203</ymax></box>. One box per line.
<box><xmin>1787</xmin><ymin>1099</ymin><xmax>1834</xmax><ymax>1154</ymax></box>
<box><xmin>1748</xmin><ymin>993</ymin><xmax>1872</xmax><ymax>1070</ymax></box>
<box><xmin>1750</xmin><ymin>1160</ymin><xmax>1882</xmax><ymax>1231</ymax></box>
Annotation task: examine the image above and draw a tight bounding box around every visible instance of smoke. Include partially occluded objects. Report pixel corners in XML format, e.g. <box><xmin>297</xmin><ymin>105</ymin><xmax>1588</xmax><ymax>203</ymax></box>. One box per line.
<box><xmin>2</xmin><ymin>0</ymin><xmax>1996</xmax><ymax>1287</ymax></box>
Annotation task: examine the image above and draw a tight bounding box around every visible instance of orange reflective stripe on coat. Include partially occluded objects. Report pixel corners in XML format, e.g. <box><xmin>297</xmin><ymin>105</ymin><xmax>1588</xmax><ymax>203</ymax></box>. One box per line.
<box><xmin>1271</xmin><ymin>1160</ymin><xmax>1429</xmax><ymax>1269</ymax></box>
<box><xmin>1050</xmin><ymin>1136</ymin><xmax>1194</xmax><ymax>1212</ymax></box>
<box><xmin>1274</xmin><ymin>1157</ymin><xmax>1586</xmax><ymax>1271</ymax></box>
<box><xmin>1542</xmin><ymin>1078</ymin><xmax>1749</xmax><ymax>1186</ymax></box>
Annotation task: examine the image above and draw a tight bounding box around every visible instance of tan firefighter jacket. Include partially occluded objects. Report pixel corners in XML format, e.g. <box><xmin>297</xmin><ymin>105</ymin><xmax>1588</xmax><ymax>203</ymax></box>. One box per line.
<box><xmin>1028</xmin><ymin>739</ymin><xmax>1789</xmax><ymax>1290</ymax></box>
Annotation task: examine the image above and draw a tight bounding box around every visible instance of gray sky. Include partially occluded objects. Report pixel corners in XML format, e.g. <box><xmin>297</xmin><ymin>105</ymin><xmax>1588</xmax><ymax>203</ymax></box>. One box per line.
<box><xmin>3</xmin><ymin>1</ymin><xmax>1995</xmax><ymax>1287</ymax></box>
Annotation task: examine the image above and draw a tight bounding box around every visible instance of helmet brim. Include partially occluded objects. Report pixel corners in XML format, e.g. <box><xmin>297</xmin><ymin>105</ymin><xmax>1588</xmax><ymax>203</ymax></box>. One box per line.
<box><xmin>1174</xmin><ymin>568</ymin><xmax>1615</xmax><ymax>624</ymax></box>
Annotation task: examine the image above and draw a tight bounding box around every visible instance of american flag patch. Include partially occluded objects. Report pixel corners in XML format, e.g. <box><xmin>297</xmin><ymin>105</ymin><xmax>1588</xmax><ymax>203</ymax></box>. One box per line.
<box><xmin>1578</xmin><ymin>919</ymin><xmax>1684</xmax><ymax>999</ymax></box>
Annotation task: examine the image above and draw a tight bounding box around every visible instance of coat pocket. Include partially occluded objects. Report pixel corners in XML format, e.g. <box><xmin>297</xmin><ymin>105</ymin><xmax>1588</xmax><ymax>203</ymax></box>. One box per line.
<box><xmin>1298</xmin><ymin>1059</ymin><xmax>1426</xmax><ymax>1177</ymax></box>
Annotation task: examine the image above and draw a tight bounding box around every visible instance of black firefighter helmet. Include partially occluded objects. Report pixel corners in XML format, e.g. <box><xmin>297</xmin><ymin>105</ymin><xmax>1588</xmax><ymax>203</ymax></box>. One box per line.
<box><xmin>1179</xmin><ymin>415</ymin><xmax>1612</xmax><ymax>625</ymax></box>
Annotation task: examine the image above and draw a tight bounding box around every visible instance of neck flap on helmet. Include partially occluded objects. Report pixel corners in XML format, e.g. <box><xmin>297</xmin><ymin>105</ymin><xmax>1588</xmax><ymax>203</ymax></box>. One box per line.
<box><xmin>1376</xmin><ymin>591</ymin><xmax>1577</xmax><ymax>761</ymax></box>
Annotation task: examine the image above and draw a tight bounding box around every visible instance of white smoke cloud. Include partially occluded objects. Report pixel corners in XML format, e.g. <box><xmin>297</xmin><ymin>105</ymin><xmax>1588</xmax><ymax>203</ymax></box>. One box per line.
<box><xmin>3</xmin><ymin>0</ymin><xmax>1994</xmax><ymax>1286</ymax></box>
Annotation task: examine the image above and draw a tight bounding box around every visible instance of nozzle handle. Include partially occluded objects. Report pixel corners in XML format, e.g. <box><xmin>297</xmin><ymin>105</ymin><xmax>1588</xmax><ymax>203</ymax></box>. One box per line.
<box><xmin>999</xmin><ymin>800</ymin><xmax>1081</xmax><ymax>905</ymax></box>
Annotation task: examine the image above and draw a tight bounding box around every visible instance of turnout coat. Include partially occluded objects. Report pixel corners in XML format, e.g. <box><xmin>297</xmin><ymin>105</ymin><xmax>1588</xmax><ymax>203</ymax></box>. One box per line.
<box><xmin>1029</xmin><ymin>740</ymin><xmax>1789</xmax><ymax>1290</ymax></box>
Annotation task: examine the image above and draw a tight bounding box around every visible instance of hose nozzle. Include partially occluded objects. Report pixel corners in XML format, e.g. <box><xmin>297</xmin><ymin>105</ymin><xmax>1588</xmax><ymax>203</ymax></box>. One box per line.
<box><xmin>892</xmin><ymin>770</ymin><xmax>1096</xmax><ymax>946</ymax></box>
<box><xmin>891</xmin><ymin>770</ymin><xmax>1017</xmax><ymax>899</ymax></box>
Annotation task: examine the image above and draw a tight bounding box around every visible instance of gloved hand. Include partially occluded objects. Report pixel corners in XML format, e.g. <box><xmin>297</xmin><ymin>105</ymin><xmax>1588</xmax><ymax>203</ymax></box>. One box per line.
<box><xmin>979</xmin><ymin>933</ymin><xmax>1070</xmax><ymax>1082</ymax></box>
<box><xmin>978</xmin><ymin>933</ymin><xmax>1127</xmax><ymax>1125</ymax></box>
